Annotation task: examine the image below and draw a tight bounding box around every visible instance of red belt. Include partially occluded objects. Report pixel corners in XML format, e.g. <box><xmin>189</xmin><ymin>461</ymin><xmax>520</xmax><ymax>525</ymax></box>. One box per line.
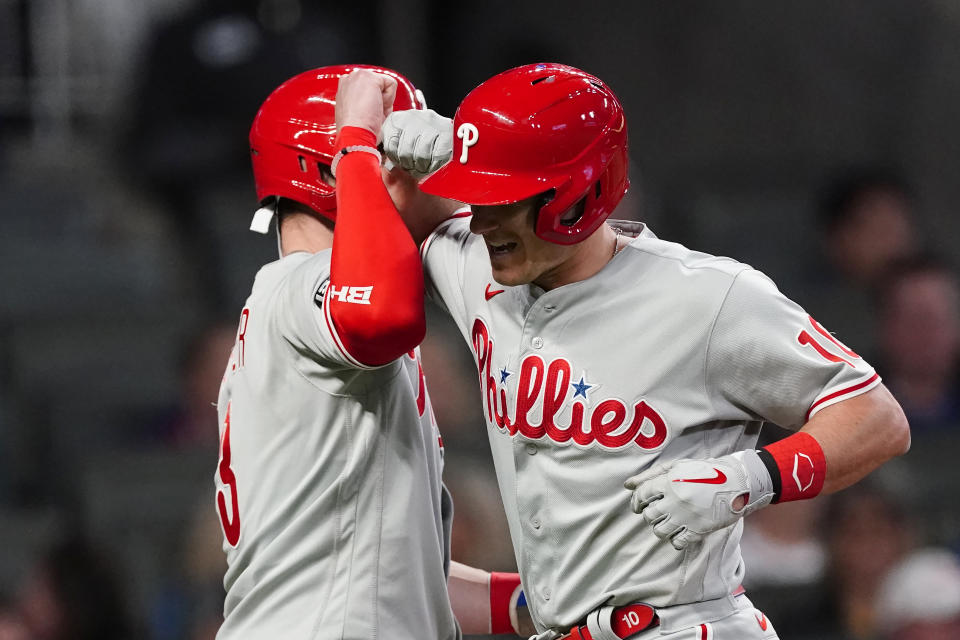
<box><xmin>560</xmin><ymin>586</ymin><xmax>746</xmax><ymax>640</ymax></box>
<box><xmin>561</xmin><ymin>604</ymin><xmax>658</xmax><ymax>640</ymax></box>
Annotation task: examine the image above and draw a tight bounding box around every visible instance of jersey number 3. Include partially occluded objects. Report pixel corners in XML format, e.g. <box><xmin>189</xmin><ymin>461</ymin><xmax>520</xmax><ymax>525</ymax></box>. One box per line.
<box><xmin>217</xmin><ymin>402</ymin><xmax>241</xmax><ymax>546</ymax></box>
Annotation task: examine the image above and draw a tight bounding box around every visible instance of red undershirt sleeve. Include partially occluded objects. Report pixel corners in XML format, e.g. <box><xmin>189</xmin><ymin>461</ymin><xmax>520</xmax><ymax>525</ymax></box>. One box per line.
<box><xmin>327</xmin><ymin>125</ymin><xmax>425</xmax><ymax>367</ymax></box>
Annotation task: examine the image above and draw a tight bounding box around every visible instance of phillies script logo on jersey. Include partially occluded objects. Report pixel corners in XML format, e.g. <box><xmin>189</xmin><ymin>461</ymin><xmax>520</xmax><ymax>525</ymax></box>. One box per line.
<box><xmin>471</xmin><ymin>319</ymin><xmax>668</xmax><ymax>450</ymax></box>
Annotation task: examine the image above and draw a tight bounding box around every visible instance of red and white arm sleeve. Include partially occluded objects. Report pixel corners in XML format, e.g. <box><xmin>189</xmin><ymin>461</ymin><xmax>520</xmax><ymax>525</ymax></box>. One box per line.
<box><xmin>327</xmin><ymin>126</ymin><xmax>425</xmax><ymax>367</ymax></box>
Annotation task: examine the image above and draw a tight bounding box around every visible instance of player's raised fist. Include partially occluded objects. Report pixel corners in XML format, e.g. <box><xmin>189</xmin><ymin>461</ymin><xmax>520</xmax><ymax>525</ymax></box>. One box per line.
<box><xmin>335</xmin><ymin>69</ymin><xmax>398</xmax><ymax>136</ymax></box>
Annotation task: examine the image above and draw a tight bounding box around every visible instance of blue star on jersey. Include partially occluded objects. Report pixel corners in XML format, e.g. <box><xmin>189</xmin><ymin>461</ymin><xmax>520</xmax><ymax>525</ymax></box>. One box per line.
<box><xmin>500</xmin><ymin>367</ymin><xmax>512</xmax><ymax>384</ymax></box>
<box><xmin>571</xmin><ymin>374</ymin><xmax>593</xmax><ymax>399</ymax></box>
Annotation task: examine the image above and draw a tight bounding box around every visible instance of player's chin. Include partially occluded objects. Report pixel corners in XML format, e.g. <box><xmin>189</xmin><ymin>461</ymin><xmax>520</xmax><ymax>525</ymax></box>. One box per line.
<box><xmin>488</xmin><ymin>251</ymin><xmax>532</xmax><ymax>286</ymax></box>
<box><xmin>489</xmin><ymin>266</ymin><xmax>527</xmax><ymax>287</ymax></box>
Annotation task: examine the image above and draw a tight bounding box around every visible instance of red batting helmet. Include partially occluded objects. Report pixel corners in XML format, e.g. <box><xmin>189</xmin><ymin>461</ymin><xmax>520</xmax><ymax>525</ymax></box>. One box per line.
<box><xmin>419</xmin><ymin>63</ymin><xmax>629</xmax><ymax>245</ymax></box>
<box><xmin>249</xmin><ymin>64</ymin><xmax>423</xmax><ymax>223</ymax></box>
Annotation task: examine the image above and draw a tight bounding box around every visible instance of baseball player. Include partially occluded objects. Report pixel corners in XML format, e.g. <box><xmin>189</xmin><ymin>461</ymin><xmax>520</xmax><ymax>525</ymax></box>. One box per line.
<box><xmin>375</xmin><ymin>63</ymin><xmax>912</xmax><ymax>640</ymax></box>
<box><xmin>214</xmin><ymin>66</ymin><xmax>528</xmax><ymax>639</ymax></box>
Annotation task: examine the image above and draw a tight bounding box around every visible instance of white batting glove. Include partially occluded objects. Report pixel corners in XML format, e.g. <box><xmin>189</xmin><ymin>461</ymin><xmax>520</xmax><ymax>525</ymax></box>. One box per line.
<box><xmin>624</xmin><ymin>450</ymin><xmax>775</xmax><ymax>550</ymax></box>
<box><xmin>381</xmin><ymin>109</ymin><xmax>454</xmax><ymax>179</ymax></box>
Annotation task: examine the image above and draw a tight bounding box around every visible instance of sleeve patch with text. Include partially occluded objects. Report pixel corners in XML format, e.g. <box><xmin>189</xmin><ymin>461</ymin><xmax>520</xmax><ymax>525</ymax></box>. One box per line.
<box><xmin>327</xmin><ymin>285</ymin><xmax>373</xmax><ymax>305</ymax></box>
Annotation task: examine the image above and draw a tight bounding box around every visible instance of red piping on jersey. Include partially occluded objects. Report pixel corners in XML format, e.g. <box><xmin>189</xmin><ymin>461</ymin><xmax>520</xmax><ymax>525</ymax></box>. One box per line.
<box><xmin>805</xmin><ymin>373</ymin><xmax>880</xmax><ymax>421</ymax></box>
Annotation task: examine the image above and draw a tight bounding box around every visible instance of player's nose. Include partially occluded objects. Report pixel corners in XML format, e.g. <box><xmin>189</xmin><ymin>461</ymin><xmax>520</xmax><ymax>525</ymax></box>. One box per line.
<box><xmin>469</xmin><ymin>205</ymin><xmax>500</xmax><ymax>235</ymax></box>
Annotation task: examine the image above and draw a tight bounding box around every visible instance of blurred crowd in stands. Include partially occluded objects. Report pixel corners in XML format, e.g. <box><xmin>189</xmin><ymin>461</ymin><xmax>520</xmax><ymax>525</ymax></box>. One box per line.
<box><xmin>1</xmin><ymin>1</ymin><xmax>959</xmax><ymax>639</ymax></box>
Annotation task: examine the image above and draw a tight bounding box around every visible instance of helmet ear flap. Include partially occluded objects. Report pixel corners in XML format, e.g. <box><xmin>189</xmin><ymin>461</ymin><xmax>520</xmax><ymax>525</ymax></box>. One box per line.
<box><xmin>564</xmin><ymin>179</ymin><xmax>605</xmax><ymax>228</ymax></box>
<box><xmin>535</xmin><ymin>178</ymin><xmax>607</xmax><ymax>243</ymax></box>
<box><xmin>558</xmin><ymin>197</ymin><xmax>587</xmax><ymax>228</ymax></box>
<box><xmin>600</xmin><ymin>150</ymin><xmax>630</xmax><ymax>217</ymax></box>
<box><xmin>534</xmin><ymin>188</ymin><xmax>583</xmax><ymax>234</ymax></box>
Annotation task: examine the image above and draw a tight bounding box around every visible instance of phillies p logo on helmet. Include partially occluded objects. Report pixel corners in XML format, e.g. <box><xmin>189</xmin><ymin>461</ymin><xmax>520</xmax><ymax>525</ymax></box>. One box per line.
<box><xmin>457</xmin><ymin>123</ymin><xmax>479</xmax><ymax>163</ymax></box>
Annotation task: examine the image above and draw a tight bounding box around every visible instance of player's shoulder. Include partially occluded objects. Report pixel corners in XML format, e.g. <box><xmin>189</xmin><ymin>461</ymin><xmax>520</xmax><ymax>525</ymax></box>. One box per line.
<box><xmin>618</xmin><ymin>221</ymin><xmax>752</xmax><ymax>282</ymax></box>
<box><xmin>252</xmin><ymin>251</ymin><xmax>331</xmax><ymax>294</ymax></box>
<box><xmin>617</xmin><ymin>223</ymin><xmax>794</xmax><ymax>315</ymax></box>
<box><xmin>420</xmin><ymin>209</ymin><xmax>476</xmax><ymax>258</ymax></box>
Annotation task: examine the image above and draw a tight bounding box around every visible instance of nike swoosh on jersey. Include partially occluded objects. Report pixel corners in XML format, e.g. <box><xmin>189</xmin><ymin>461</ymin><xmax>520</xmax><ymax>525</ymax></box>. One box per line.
<box><xmin>672</xmin><ymin>468</ymin><xmax>727</xmax><ymax>484</ymax></box>
<box><xmin>484</xmin><ymin>283</ymin><xmax>505</xmax><ymax>300</ymax></box>
<box><xmin>755</xmin><ymin>613</ymin><xmax>768</xmax><ymax>630</ymax></box>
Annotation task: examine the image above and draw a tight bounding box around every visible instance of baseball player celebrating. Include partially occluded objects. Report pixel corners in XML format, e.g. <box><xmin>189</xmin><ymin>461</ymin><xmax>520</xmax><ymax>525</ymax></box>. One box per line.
<box><xmin>215</xmin><ymin>66</ymin><xmax>529</xmax><ymax>639</ymax></box>
<box><xmin>377</xmin><ymin>63</ymin><xmax>911</xmax><ymax>640</ymax></box>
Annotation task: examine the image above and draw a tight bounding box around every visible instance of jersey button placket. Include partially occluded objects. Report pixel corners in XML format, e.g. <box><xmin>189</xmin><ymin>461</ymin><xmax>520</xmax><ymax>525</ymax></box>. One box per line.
<box><xmin>531</xmin><ymin>336</ymin><xmax>544</xmax><ymax>349</ymax></box>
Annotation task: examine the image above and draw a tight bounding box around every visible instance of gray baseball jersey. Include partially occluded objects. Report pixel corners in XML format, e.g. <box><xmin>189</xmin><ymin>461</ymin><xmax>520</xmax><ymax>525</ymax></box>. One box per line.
<box><xmin>420</xmin><ymin>216</ymin><xmax>879</xmax><ymax>632</ymax></box>
<box><xmin>214</xmin><ymin>250</ymin><xmax>460</xmax><ymax>640</ymax></box>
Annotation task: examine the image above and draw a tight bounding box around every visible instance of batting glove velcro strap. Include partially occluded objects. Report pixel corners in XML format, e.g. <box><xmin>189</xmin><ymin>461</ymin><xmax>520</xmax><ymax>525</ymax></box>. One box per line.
<box><xmin>624</xmin><ymin>450</ymin><xmax>775</xmax><ymax>550</ymax></box>
<box><xmin>381</xmin><ymin>109</ymin><xmax>454</xmax><ymax>179</ymax></box>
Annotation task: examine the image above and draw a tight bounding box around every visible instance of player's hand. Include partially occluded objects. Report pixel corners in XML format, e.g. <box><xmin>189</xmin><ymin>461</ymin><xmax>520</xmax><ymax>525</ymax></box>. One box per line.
<box><xmin>381</xmin><ymin>109</ymin><xmax>454</xmax><ymax>179</ymax></box>
<box><xmin>335</xmin><ymin>69</ymin><xmax>398</xmax><ymax>136</ymax></box>
<box><xmin>624</xmin><ymin>450</ymin><xmax>775</xmax><ymax>550</ymax></box>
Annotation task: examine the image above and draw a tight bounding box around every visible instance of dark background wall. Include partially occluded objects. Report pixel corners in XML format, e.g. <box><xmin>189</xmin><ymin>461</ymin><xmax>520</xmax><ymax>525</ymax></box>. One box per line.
<box><xmin>0</xmin><ymin>1</ymin><xmax>958</xmax><ymax>639</ymax></box>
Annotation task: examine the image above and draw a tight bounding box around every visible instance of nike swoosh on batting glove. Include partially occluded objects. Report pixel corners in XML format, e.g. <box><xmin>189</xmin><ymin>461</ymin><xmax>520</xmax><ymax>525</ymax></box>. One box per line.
<box><xmin>624</xmin><ymin>450</ymin><xmax>775</xmax><ymax>550</ymax></box>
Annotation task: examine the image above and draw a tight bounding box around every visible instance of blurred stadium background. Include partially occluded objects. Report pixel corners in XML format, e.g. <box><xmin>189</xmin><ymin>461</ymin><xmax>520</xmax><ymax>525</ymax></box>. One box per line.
<box><xmin>1</xmin><ymin>1</ymin><xmax>959</xmax><ymax>638</ymax></box>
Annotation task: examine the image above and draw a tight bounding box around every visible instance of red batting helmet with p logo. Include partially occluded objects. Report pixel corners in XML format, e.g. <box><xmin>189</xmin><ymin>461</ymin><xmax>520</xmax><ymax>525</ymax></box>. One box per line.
<box><xmin>420</xmin><ymin>63</ymin><xmax>629</xmax><ymax>244</ymax></box>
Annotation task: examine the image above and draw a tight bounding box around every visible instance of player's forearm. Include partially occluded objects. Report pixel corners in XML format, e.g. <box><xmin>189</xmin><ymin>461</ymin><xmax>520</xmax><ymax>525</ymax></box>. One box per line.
<box><xmin>626</xmin><ymin>384</ymin><xmax>911</xmax><ymax>550</ymax></box>
<box><xmin>329</xmin><ymin>126</ymin><xmax>426</xmax><ymax>365</ymax></box>
<box><xmin>800</xmin><ymin>383</ymin><xmax>910</xmax><ymax>494</ymax></box>
<box><xmin>448</xmin><ymin>562</ymin><xmax>492</xmax><ymax>635</ymax></box>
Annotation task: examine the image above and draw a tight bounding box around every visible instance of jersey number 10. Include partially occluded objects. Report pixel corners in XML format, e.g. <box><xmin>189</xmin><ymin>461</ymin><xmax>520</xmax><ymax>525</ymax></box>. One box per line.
<box><xmin>797</xmin><ymin>315</ymin><xmax>860</xmax><ymax>367</ymax></box>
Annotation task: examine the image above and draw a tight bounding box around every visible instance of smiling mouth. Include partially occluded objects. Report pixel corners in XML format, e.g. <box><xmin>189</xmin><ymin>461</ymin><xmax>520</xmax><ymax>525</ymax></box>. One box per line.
<box><xmin>487</xmin><ymin>241</ymin><xmax>517</xmax><ymax>256</ymax></box>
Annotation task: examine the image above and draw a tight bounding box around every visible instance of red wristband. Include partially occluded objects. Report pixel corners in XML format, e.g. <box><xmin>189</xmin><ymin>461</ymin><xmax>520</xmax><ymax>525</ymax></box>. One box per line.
<box><xmin>760</xmin><ymin>431</ymin><xmax>826</xmax><ymax>503</ymax></box>
<box><xmin>490</xmin><ymin>572</ymin><xmax>522</xmax><ymax>634</ymax></box>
